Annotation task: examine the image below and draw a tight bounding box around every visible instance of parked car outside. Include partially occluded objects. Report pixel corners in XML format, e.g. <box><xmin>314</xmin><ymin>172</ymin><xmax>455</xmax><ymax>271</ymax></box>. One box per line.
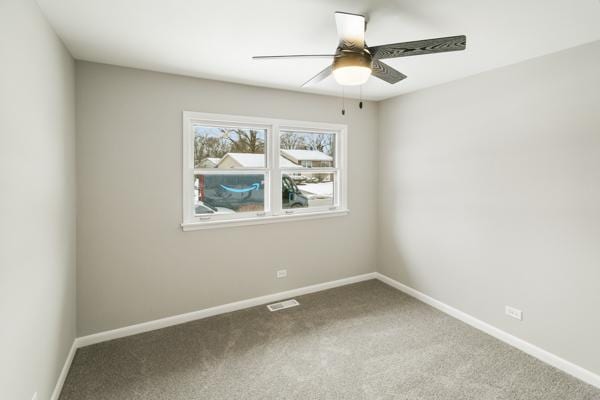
<box><xmin>282</xmin><ymin>174</ymin><xmax>308</xmax><ymax>208</ymax></box>
<box><xmin>194</xmin><ymin>201</ymin><xmax>234</xmax><ymax>215</ymax></box>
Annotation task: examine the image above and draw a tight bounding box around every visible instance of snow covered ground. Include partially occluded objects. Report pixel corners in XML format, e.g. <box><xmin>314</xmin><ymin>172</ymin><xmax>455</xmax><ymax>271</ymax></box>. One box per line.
<box><xmin>298</xmin><ymin>181</ymin><xmax>333</xmax><ymax>198</ymax></box>
<box><xmin>299</xmin><ymin>181</ymin><xmax>333</xmax><ymax>207</ymax></box>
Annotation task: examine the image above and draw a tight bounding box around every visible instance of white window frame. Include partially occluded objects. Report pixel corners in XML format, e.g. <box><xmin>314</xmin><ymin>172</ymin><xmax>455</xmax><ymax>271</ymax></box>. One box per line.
<box><xmin>182</xmin><ymin>111</ymin><xmax>348</xmax><ymax>231</ymax></box>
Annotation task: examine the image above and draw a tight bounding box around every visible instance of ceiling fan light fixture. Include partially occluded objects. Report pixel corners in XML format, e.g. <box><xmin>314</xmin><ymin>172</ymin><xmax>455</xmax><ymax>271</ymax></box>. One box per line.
<box><xmin>332</xmin><ymin>65</ymin><xmax>371</xmax><ymax>86</ymax></box>
<box><xmin>332</xmin><ymin>51</ymin><xmax>372</xmax><ymax>86</ymax></box>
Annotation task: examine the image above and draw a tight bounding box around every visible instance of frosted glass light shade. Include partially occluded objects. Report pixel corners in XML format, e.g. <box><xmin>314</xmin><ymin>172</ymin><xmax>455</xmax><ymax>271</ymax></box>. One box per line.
<box><xmin>332</xmin><ymin>66</ymin><xmax>371</xmax><ymax>86</ymax></box>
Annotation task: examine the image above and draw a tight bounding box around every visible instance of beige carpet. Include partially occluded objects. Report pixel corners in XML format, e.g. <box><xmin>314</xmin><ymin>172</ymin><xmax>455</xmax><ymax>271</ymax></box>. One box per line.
<box><xmin>59</xmin><ymin>280</ymin><xmax>600</xmax><ymax>399</ymax></box>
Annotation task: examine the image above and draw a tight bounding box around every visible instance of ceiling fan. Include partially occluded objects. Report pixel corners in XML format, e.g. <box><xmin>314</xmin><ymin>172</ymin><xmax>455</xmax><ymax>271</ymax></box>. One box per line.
<box><xmin>253</xmin><ymin>11</ymin><xmax>467</xmax><ymax>87</ymax></box>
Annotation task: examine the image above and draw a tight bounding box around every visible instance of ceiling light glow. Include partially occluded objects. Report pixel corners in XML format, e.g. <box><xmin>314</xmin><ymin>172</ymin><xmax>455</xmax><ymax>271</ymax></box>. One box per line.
<box><xmin>332</xmin><ymin>65</ymin><xmax>371</xmax><ymax>86</ymax></box>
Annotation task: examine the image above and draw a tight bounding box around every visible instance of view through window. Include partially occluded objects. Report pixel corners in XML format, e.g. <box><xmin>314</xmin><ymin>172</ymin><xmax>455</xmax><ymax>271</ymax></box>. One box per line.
<box><xmin>279</xmin><ymin>131</ymin><xmax>335</xmax><ymax>209</ymax></box>
<box><xmin>193</xmin><ymin>126</ymin><xmax>267</xmax><ymax>214</ymax></box>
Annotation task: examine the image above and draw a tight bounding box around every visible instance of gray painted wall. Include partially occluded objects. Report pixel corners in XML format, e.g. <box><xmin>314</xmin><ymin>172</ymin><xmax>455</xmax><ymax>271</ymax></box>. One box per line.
<box><xmin>0</xmin><ymin>0</ymin><xmax>76</xmax><ymax>399</ymax></box>
<box><xmin>378</xmin><ymin>41</ymin><xmax>600</xmax><ymax>375</ymax></box>
<box><xmin>75</xmin><ymin>62</ymin><xmax>378</xmax><ymax>336</ymax></box>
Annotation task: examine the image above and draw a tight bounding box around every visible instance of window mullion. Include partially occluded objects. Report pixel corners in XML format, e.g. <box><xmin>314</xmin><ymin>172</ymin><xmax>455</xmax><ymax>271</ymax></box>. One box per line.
<box><xmin>193</xmin><ymin>168</ymin><xmax>268</xmax><ymax>175</ymax></box>
<box><xmin>271</xmin><ymin>123</ymin><xmax>282</xmax><ymax>214</ymax></box>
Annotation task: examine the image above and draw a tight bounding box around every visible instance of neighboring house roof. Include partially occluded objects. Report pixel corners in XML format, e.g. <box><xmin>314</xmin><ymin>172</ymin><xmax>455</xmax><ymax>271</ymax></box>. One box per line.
<box><xmin>280</xmin><ymin>149</ymin><xmax>333</xmax><ymax>163</ymax></box>
<box><xmin>217</xmin><ymin>153</ymin><xmax>302</xmax><ymax>168</ymax></box>
<box><xmin>199</xmin><ymin>157</ymin><xmax>221</xmax><ymax>167</ymax></box>
<box><xmin>279</xmin><ymin>156</ymin><xmax>302</xmax><ymax>168</ymax></box>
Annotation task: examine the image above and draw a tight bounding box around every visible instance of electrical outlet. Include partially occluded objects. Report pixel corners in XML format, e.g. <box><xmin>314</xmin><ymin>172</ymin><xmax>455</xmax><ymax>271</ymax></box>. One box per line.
<box><xmin>505</xmin><ymin>306</ymin><xmax>523</xmax><ymax>321</ymax></box>
<box><xmin>276</xmin><ymin>269</ymin><xmax>287</xmax><ymax>279</ymax></box>
<box><xmin>32</xmin><ymin>392</ymin><xmax>38</xmax><ymax>400</ymax></box>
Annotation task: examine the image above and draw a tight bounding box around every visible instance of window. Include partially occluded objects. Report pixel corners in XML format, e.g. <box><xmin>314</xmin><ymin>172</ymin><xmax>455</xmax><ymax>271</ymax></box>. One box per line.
<box><xmin>182</xmin><ymin>112</ymin><xmax>348</xmax><ymax>230</ymax></box>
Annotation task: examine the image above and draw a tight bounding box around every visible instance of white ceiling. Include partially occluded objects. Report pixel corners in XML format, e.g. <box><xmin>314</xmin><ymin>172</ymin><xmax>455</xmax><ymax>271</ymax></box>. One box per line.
<box><xmin>37</xmin><ymin>0</ymin><xmax>600</xmax><ymax>101</ymax></box>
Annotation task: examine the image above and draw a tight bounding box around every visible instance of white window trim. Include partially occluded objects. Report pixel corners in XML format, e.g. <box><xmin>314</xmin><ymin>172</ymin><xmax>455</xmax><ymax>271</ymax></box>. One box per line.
<box><xmin>181</xmin><ymin>111</ymin><xmax>349</xmax><ymax>231</ymax></box>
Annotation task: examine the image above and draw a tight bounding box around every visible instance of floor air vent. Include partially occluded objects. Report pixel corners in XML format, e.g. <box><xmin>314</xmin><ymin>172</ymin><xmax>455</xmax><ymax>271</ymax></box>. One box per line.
<box><xmin>267</xmin><ymin>299</ymin><xmax>299</xmax><ymax>312</ymax></box>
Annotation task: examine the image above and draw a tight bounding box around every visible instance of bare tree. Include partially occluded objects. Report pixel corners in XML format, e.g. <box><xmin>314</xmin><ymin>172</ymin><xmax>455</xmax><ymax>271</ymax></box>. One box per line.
<box><xmin>222</xmin><ymin>129</ymin><xmax>265</xmax><ymax>153</ymax></box>
<box><xmin>204</xmin><ymin>136</ymin><xmax>229</xmax><ymax>158</ymax></box>
<box><xmin>194</xmin><ymin>135</ymin><xmax>207</xmax><ymax>167</ymax></box>
<box><xmin>305</xmin><ymin>133</ymin><xmax>334</xmax><ymax>156</ymax></box>
<box><xmin>280</xmin><ymin>132</ymin><xmax>306</xmax><ymax>150</ymax></box>
<box><xmin>194</xmin><ymin>134</ymin><xmax>232</xmax><ymax>166</ymax></box>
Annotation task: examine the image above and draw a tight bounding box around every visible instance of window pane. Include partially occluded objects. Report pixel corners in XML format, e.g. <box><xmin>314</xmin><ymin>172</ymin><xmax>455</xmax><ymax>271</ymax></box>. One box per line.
<box><xmin>194</xmin><ymin>174</ymin><xmax>265</xmax><ymax>214</ymax></box>
<box><xmin>282</xmin><ymin>172</ymin><xmax>334</xmax><ymax>209</ymax></box>
<box><xmin>194</xmin><ymin>125</ymin><xmax>267</xmax><ymax>168</ymax></box>
<box><xmin>280</xmin><ymin>131</ymin><xmax>335</xmax><ymax>168</ymax></box>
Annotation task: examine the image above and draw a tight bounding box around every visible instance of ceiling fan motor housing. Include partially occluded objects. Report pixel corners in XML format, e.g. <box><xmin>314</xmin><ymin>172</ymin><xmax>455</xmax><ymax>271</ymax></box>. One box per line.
<box><xmin>333</xmin><ymin>50</ymin><xmax>372</xmax><ymax>71</ymax></box>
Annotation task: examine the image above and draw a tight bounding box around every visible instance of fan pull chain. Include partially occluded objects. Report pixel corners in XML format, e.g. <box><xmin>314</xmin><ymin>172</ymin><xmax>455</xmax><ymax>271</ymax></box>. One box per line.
<box><xmin>341</xmin><ymin>87</ymin><xmax>346</xmax><ymax>116</ymax></box>
<box><xmin>359</xmin><ymin>86</ymin><xmax>363</xmax><ymax>109</ymax></box>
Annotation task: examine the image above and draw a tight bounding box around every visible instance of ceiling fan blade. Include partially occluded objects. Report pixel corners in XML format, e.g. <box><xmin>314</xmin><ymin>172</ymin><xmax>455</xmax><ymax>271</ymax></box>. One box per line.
<box><xmin>335</xmin><ymin>11</ymin><xmax>365</xmax><ymax>51</ymax></box>
<box><xmin>371</xmin><ymin>60</ymin><xmax>407</xmax><ymax>84</ymax></box>
<box><xmin>253</xmin><ymin>54</ymin><xmax>334</xmax><ymax>60</ymax></box>
<box><xmin>369</xmin><ymin>35</ymin><xmax>466</xmax><ymax>60</ymax></box>
<box><xmin>302</xmin><ymin>65</ymin><xmax>333</xmax><ymax>87</ymax></box>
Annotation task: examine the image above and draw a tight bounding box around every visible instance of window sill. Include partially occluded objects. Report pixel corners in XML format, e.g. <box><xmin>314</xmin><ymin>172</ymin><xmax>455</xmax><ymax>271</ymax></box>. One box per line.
<box><xmin>181</xmin><ymin>209</ymin><xmax>349</xmax><ymax>231</ymax></box>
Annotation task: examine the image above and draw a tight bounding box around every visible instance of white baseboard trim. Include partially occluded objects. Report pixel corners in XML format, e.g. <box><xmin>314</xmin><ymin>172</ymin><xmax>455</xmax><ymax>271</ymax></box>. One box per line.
<box><xmin>52</xmin><ymin>272</ymin><xmax>375</xmax><ymax>398</ymax></box>
<box><xmin>55</xmin><ymin>271</ymin><xmax>598</xmax><ymax>397</ymax></box>
<box><xmin>50</xmin><ymin>340</ymin><xmax>78</xmax><ymax>400</ymax></box>
<box><xmin>76</xmin><ymin>272</ymin><xmax>377</xmax><ymax>348</ymax></box>
<box><xmin>374</xmin><ymin>272</ymin><xmax>600</xmax><ymax>389</ymax></box>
